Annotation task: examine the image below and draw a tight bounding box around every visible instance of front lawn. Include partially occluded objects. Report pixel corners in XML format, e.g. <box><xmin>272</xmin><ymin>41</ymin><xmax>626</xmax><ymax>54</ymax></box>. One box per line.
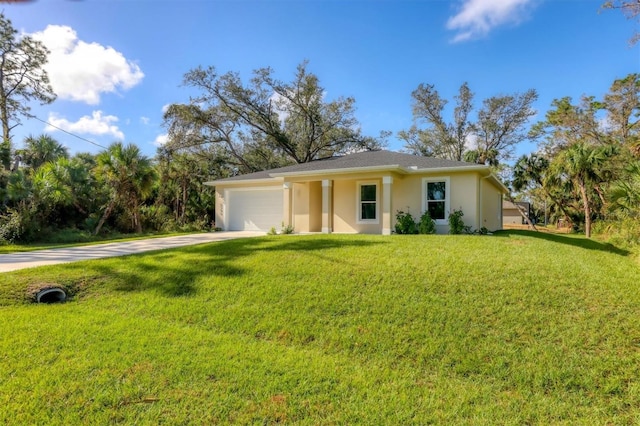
<box><xmin>0</xmin><ymin>232</ymin><xmax>638</xmax><ymax>424</ymax></box>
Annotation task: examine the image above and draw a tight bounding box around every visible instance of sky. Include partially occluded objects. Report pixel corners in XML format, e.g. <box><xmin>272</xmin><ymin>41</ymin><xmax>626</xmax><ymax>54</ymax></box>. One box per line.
<box><xmin>4</xmin><ymin>0</ymin><xmax>639</xmax><ymax>160</ymax></box>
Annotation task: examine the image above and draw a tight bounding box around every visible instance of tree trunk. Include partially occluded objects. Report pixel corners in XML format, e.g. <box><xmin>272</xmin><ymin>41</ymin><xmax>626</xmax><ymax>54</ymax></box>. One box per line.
<box><xmin>506</xmin><ymin>192</ymin><xmax>538</xmax><ymax>231</ymax></box>
<box><xmin>94</xmin><ymin>201</ymin><xmax>115</xmax><ymax>235</ymax></box>
<box><xmin>541</xmin><ymin>187</ymin><xmax>573</xmax><ymax>226</ymax></box>
<box><xmin>181</xmin><ymin>180</ymin><xmax>187</xmax><ymax>221</ymax></box>
<box><xmin>135</xmin><ymin>211</ymin><xmax>142</xmax><ymax>233</ymax></box>
<box><xmin>577</xmin><ymin>177</ymin><xmax>591</xmax><ymax>238</ymax></box>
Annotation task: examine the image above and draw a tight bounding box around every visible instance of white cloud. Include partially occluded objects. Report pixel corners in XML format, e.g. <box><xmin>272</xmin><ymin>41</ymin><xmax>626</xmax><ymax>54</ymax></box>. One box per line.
<box><xmin>447</xmin><ymin>0</ymin><xmax>536</xmax><ymax>42</ymax></box>
<box><xmin>154</xmin><ymin>134</ymin><xmax>169</xmax><ymax>147</ymax></box>
<box><xmin>46</xmin><ymin>111</ymin><xmax>125</xmax><ymax>140</ymax></box>
<box><xmin>140</xmin><ymin>116</ymin><xmax>150</xmax><ymax>125</ymax></box>
<box><xmin>31</xmin><ymin>25</ymin><xmax>144</xmax><ymax>104</ymax></box>
<box><xmin>162</xmin><ymin>104</ymin><xmax>172</xmax><ymax>114</ymax></box>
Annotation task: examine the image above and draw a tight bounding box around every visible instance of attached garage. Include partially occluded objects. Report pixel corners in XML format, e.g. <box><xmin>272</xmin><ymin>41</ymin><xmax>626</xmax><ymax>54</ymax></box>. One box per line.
<box><xmin>225</xmin><ymin>187</ymin><xmax>283</xmax><ymax>231</ymax></box>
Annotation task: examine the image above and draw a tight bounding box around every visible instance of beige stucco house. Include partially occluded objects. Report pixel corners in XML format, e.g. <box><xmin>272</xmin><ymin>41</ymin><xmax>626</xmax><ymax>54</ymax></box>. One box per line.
<box><xmin>205</xmin><ymin>150</ymin><xmax>507</xmax><ymax>235</ymax></box>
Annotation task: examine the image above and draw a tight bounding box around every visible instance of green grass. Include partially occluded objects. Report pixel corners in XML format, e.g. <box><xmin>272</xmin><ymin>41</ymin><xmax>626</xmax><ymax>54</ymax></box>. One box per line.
<box><xmin>0</xmin><ymin>231</ymin><xmax>639</xmax><ymax>424</ymax></box>
<box><xmin>0</xmin><ymin>230</ymin><xmax>203</xmax><ymax>254</ymax></box>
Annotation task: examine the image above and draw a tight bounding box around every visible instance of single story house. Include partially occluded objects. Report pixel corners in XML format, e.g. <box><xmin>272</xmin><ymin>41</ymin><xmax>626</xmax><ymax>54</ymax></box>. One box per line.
<box><xmin>205</xmin><ymin>150</ymin><xmax>508</xmax><ymax>235</ymax></box>
<box><xmin>502</xmin><ymin>200</ymin><xmax>532</xmax><ymax>226</ymax></box>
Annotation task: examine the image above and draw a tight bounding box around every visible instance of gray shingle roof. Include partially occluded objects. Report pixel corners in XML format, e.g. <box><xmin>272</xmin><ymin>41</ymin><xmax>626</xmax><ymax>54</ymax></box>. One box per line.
<box><xmin>213</xmin><ymin>150</ymin><xmax>482</xmax><ymax>183</ymax></box>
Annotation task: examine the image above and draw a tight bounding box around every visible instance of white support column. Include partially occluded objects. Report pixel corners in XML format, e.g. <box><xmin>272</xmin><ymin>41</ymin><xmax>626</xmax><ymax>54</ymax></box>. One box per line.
<box><xmin>283</xmin><ymin>182</ymin><xmax>291</xmax><ymax>228</ymax></box>
<box><xmin>382</xmin><ymin>176</ymin><xmax>393</xmax><ymax>235</ymax></box>
<box><xmin>321</xmin><ymin>179</ymin><xmax>332</xmax><ymax>234</ymax></box>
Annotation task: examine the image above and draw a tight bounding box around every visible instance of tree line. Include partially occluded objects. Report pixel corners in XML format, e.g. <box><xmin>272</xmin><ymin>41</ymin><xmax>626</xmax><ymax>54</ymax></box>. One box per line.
<box><xmin>0</xmin><ymin>136</ymin><xmax>217</xmax><ymax>242</ymax></box>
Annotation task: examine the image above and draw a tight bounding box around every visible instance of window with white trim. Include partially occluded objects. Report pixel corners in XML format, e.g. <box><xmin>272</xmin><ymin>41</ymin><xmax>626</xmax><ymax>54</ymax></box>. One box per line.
<box><xmin>423</xmin><ymin>177</ymin><xmax>450</xmax><ymax>224</ymax></box>
<box><xmin>357</xmin><ymin>182</ymin><xmax>378</xmax><ymax>223</ymax></box>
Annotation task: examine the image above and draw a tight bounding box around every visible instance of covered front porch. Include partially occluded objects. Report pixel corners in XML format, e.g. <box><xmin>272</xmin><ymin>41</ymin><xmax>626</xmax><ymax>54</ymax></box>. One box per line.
<box><xmin>283</xmin><ymin>176</ymin><xmax>395</xmax><ymax>235</ymax></box>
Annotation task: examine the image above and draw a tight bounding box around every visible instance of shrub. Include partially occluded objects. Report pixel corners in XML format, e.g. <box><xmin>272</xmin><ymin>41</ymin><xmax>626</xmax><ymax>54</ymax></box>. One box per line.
<box><xmin>280</xmin><ymin>223</ymin><xmax>295</xmax><ymax>234</ymax></box>
<box><xmin>179</xmin><ymin>219</ymin><xmax>210</xmax><ymax>232</ymax></box>
<box><xmin>448</xmin><ymin>208</ymin><xmax>471</xmax><ymax>235</ymax></box>
<box><xmin>593</xmin><ymin>218</ymin><xmax>640</xmax><ymax>248</ymax></box>
<box><xmin>418</xmin><ymin>211</ymin><xmax>436</xmax><ymax>234</ymax></box>
<box><xmin>141</xmin><ymin>204</ymin><xmax>175</xmax><ymax>232</ymax></box>
<box><xmin>476</xmin><ymin>226</ymin><xmax>490</xmax><ymax>235</ymax></box>
<box><xmin>394</xmin><ymin>210</ymin><xmax>417</xmax><ymax>234</ymax></box>
<box><xmin>0</xmin><ymin>208</ymin><xmax>40</xmax><ymax>243</ymax></box>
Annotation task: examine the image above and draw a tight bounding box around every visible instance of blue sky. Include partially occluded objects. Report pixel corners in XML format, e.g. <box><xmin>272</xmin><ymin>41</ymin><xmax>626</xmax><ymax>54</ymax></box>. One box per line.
<box><xmin>4</xmin><ymin>0</ymin><xmax>639</xmax><ymax>159</ymax></box>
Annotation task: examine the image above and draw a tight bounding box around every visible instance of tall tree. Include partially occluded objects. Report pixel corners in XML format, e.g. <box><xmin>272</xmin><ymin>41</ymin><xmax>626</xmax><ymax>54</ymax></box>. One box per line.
<box><xmin>0</xmin><ymin>14</ymin><xmax>56</xmax><ymax>170</ymax></box>
<box><xmin>164</xmin><ymin>61</ymin><xmax>377</xmax><ymax>173</ymax></box>
<box><xmin>399</xmin><ymin>82</ymin><xmax>474</xmax><ymax>161</ymax></box>
<box><xmin>602</xmin><ymin>0</ymin><xmax>640</xmax><ymax>44</ymax></box>
<box><xmin>603</xmin><ymin>73</ymin><xmax>640</xmax><ymax>154</ymax></box>
<box><xmin>530</xmin><ymin>96</ymin><xmax>606</xmax><ymax>155</ymax></box>
<box><xmin>93</xmin><ymin>142</ymin><xmax>156</xmax><ymax>235</ymax></box>
<box><xmin>400</xmin><ymin>83</ymin><xmax>537</xmax><ymax>165</ymax></box>
<box><xmin>470</xmin><ymin>89</ymin><xmax>538</xmax><ymax>164</ymax></box>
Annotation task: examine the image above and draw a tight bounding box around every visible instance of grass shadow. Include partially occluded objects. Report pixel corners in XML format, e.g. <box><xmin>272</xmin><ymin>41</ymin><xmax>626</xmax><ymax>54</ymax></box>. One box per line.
<box><xmin>62</xmin><ymin>235</ymin><xmax>386</xmax><ymax>299</ymax></box>
<box><xmin>493</xmin><ymin>230</ymin><xmax>630</xmax><ymax>256</ymax></box>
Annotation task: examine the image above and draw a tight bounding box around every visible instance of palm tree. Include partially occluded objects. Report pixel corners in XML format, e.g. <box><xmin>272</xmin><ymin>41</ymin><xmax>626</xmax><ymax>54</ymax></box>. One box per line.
<box><xmin>512</xmin><ymin>153</ymin><xmax>576</xmax><ymax>224</ymax></box>
<box><xmin>93</xmin><ymin>142</ymin><xmax>156</xmax><ymax>235</ymax></box>
<box><xmin>609</xmin><ymin>161</ymin><xmax>640</xmax><ymax>217</ymax></box>
<box><xmin>551</xmin><ymin>142</ymin><xmax>616</xmax><ymax>237</ymax></box>
<box><xmin>32</xmin><ymin>157</ymin><xmax>93</xmax><ymax>215</ymax></box>
<box><xmin>5</xmin><ymin>169</ymin><xmax>31</xmax><ymax>210</ymax></box>
<box><xmin>22</xmin><ymin>134</ymin><xmax>68</xmax><ymax>169</ymax></box>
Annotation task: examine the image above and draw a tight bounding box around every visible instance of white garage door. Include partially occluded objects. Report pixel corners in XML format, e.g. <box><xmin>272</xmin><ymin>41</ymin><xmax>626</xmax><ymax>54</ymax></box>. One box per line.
<box><xmin>227</xmin><ymin>188</ymin><xmax>283</xmax><ymax>231</ymax></box>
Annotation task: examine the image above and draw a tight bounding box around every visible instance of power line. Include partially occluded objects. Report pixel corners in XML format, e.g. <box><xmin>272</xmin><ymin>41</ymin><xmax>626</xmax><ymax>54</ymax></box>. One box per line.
<box><xmin>25</xmin><ymin>113</ymin><xmax>107</xmax><ymax>150</ymax></box>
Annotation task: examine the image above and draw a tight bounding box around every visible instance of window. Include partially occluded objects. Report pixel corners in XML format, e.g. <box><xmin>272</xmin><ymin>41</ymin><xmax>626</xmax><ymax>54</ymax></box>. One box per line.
<box><xmin>423</xmin><ymin>177</ymin><xmax>450</xmax><ymax>224</ymax></box>
<box><xmin>357</xmin><ymin>182</ymin><xmax>378</xmax><ymax>223</ymax></box>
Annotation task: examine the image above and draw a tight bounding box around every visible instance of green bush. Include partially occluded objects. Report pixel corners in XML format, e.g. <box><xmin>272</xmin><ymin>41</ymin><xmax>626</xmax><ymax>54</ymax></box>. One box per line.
<box><xmin>280</xmin><ymin>223</ymin><xmax>295</xmax><ymax>234</ymax></box>
<box><xmin>394</xmin><ymin>211</ymin><xmax>417</xmax><ymax>234</ymax></box>
<box><xmin>0</xmin><ymin>208</ymin><xmax>40</xmax><ymax>243</ymax></box>
<box><xmin>141</xmin><ymin>204</ymin><xmax>175</xmax><ymax>232</ymax></box>
<box><xmin>448</xmin><ymin>209</ymin><xmax>471</xmax><ymax>235</ymax></box>
<box><xmin>593</xmin><ymin>218</ymin><xmax>640</xmax><ymax>248</ymax></box>
<box><xmin>418</xmin><ymin>211</ymin><xmax>436</xmax><ymax>234</ymax></box>
<box><xmin>476</xmin><ymin>226</ymin><xmax>490</xmax><ymax>235</ymax></box>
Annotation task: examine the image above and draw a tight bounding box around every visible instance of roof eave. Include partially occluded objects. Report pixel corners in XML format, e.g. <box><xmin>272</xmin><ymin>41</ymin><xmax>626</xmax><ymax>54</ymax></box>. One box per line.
<box><xmin>483</xmin><ymin>173</ymin><xmax>510</xmax><ymax>194</ymax></box>
<box><xmin>204</xmin><ymin>177</ymin><xmax>283</xmax><ymax>187</ymax></box>
<box><xmin>404</xmin><ymin>165</ymin><xmax>489</xmax><ymax>174</ymax></box>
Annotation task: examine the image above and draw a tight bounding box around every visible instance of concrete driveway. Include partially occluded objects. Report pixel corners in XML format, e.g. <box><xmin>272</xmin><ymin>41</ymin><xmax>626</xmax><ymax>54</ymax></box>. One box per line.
<box><xmin>0</xmin><ymin>231</ymin><xmax>264</xmax><ymax>273</ymax></box>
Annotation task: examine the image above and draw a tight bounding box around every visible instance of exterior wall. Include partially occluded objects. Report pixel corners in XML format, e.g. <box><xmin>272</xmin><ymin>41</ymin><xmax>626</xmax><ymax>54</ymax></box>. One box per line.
<box><xmin>332</xmin><ymin>178</ymin><xmax>382</xmax><ymax>234</ymax></box>
<box><xmin>389</xmin><ymin>172</ymin><xmax>480</xmax><ymax>234</ymax></box>
<box><xmin>481</xmin><ymin>178</ymin><xmax>502</xmax><ymax>231</ymax></box>
<box><xmin>503</xmin><ymin>210</ymin><xmax>523</xmax><ymax>225</ymax></box>
<box><xmin>449</xmin><ymin>173</ymin><xmax>479</xmax><ymax>231</ymax></box>
<box><xmin>391</xmin><ymin>175</ymin><xmax>422</xmax><ymax>221</ymax></box>
<box><xmin>308</xmin><ymin>181</ymin><xmax>322</xmax><ymax>232</ymax></box>
<box><xmin>293</xmin><ymin>182</ymin><xmax>310</xmax><ymax>232</ymax></box>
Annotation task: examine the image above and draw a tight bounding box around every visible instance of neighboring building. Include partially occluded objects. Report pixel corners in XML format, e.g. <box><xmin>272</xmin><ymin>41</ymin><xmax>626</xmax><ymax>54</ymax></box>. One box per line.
<box><xmin>502</xmin><ymin>200</ymin><xmax>532</xmax><ymax>225</ymax></box>
<box><xmin>206</xmin><ymin>150</ymin><xmax>508</xmax><ymax>235</ymax></box>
